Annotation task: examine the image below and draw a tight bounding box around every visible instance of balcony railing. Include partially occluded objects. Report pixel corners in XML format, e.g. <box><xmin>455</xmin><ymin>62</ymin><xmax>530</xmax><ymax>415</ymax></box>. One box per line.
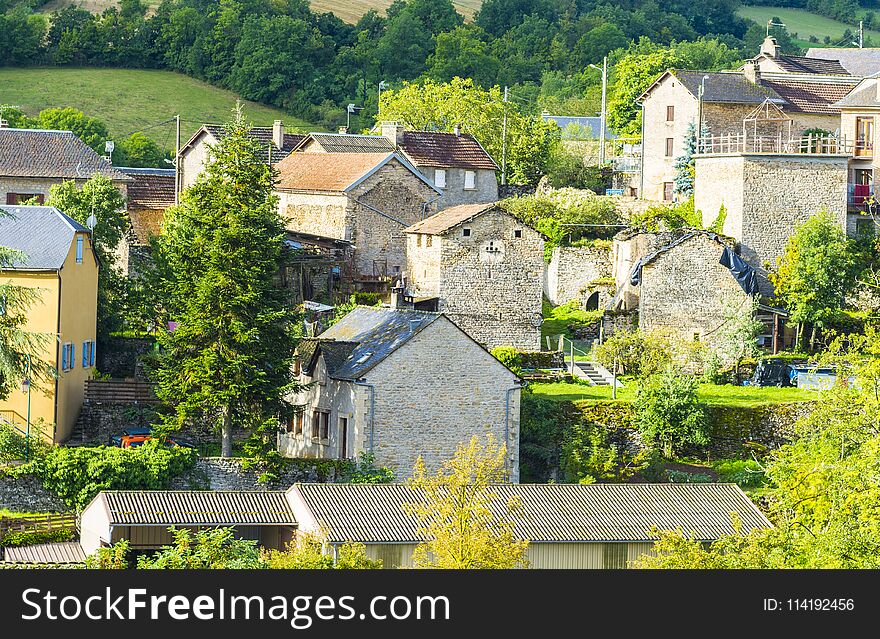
<box><xmin>855</xmin><ymin>137</ymin><xmax>874</xmax><ymax>157</ymax></box>
<box><xmin>848</xmin><ymin>183</ymin><xmax>875</xmax><ymax>207</ymax></box>
<box><xmin>698</xmin><ymin>133</ymin><xmax>853</xmax><ymax>156</ymax></box>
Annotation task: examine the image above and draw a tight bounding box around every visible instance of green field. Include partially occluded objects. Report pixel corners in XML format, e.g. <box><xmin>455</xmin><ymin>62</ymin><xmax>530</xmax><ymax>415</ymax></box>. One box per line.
<box><xmin>0</xmin><ymin>67</ymin><xmax>314</xmax><ymax>149</ymax></box>
<box><xmin>530</xmin><ymin>381</ymin><xmax>816</xmax><ymax>408</ymax></box>
<box><xmin>39</xmin><ymin>0</ymin><xmax>483</xmax><ymax>23</ymax></box>
<box><xmin>737</xmin><ymin>6</ymin><xmax>880</xmax><ymax>47</ymax></box>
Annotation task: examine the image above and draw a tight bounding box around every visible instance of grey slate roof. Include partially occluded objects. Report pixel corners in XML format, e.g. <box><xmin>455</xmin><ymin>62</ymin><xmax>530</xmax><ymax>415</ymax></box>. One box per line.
<box><xmin>0</xmin><ymin>205</ymin><xmax>89</xmax><ymax>270</ymax></box>
<box><xmin>315</xmin><ymin>306</ymin><xmax>442</xmax><ymax>380</ymax></box>
<box><xmin>832</xmin><ymin>78</ymin><xmax>880</xmax><ymax>108</ymax></box>
<box><xmin>674</xmin><ymin>70</ymin><xmax>783</xmax><ymax>104</ymax></box>
<box><xmin>3</xmin><ymin>542</ymin><xmax>86</xmax><ymax>564</ymax></box>
<box><xmin>299</xmin><ymin>132</ymin><xmax>395</xmax><ymax>153</ymax></box>
<box><xmin>541</xmin><ymin>115</ymin><xmax>617</xmax><ymax>139</ymax></box>
<box><xmin>291</xmin><ymin>482</ymin><xmax>771</xmax><ymax>543</ymax></box>
<box><xmin>0</xmin><ymin>128</ymin><xmax>131</xmax><ymax>181</ymax></box>
<box><xmin>189</xmin><ymin>125</ymin><xmax>305</xmax><ymax>164</ymax></box>
<box><xmin>763</xmin><ymin>53</ymin><xmax>850</xmax><ymax>76</ymax></box>
<box><xmin>96</xmin><ymin>490</ymin><xmax>296</xmax><ymax>526</ymax></box>
<box><xmin>807</xmin><ymin>48</ymin><xmax>880</xmax><ymax>77</ymax></box>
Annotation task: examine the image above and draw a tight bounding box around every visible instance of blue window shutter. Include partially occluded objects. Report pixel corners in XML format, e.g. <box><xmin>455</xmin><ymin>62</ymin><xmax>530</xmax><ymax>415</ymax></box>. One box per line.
<box><xmin>90</xmin><ymin>341</ymin><xmax>96</xmax><ymax>367</ymax></box>
<box><xmin>82</xmin><ymin>342</ymin><xmax>88</xmax><ymax>367</ymax></box>
<box><xmin>61</xmin><ymin>345</ymin><xmax>67</xmax><ymax>371</ymax></box>
<box><xmin>71</xmin><ymin>343</ymin><xmax>75</xmax><ymax>369</ymax></box>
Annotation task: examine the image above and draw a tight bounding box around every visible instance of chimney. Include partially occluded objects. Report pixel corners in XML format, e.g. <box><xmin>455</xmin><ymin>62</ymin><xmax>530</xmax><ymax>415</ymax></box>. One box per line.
<box><xmin>272</xmin><ymin>120</ymin><xmax>284</xmax><ymax>149</ymax></box>
<box><xmin>338</xmin><ymin>126</ymin><xmax>348</xmax><ymax>134</ymax></box>
<box><xmin>760</xmin><ymin>35</ymin><xmax>781</xmax><ymax>58</ymax></box>
<box><xmin>743</xmin><ymin>59</ymin><xmax>761</xmax><ymax>85</ymax></box>
<box><xmin>453</xmin><ymin>123</ymin><xmax>461</xmax><ymax>137</ymax></box>
<box><xmin>390</xmin><ymin>284</ymin><xmax>405</xmax><ymax>309</ymax></box>
<box><xmin>380</xmin><ymin>121</ymin><xmax>405</xmax><ymax>146</ymax></box>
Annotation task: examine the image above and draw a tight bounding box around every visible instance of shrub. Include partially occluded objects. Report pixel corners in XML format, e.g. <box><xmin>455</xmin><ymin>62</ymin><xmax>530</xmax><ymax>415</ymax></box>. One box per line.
<box><xmin>348</xmin><ymin>452</ymin><xmax>394</xmax><ymax>484</ymax></box>
<box><xmin>593</xmin><ymin>329</ymin><xmax>674</xmax><ymax>377</ymax></box>
<box><xmin>712</xmin><ymin>459</ymin><xmax>766</xmax><ymax>489</ymax></box>
<box><xmin>629</xmin><ymin>197</ymin><xmax>701</xmax><ymax>232</ymax></box>
<box><xmin>0</xmin><ymin>421</ymin><xmax>52</xmax><ymax>463</ymax></box>
<box><xmin>561</xmin><ymin>420</ymin><xmax>643</xmax><ymax>484</ymax></box>
<box><xmin>262</xmin><ymin>532</ymin><xmax>382</xmax><ymax>569</ymax></box>
<box><xmin>1</xmin><ymin>528</ymin><xmax>75</xmax><ymax>548</ymax></box>
<box><xmin>635</xmin><ymin>368</ymin><xmax>708</xmax><ymax>458</ymax></box>
<box><xmin>666</xmin><ymin>469</ymin><xmax>712</xmax><ymax>483</ymax></box>
<box><xmin>490</xmin><ymin>346</ymin><xmax>523</xmax><ymax>375</ymax></box>
<box><xmin>85</xmin><ymin>540</ymin><xmax>129</xmax><ymax>569</ymax></box>
<box><xmin>137</xmin><ymin>527</ymin><xmax>263</xmax><ymax>569</ymax></box>
<box><xmin>34</xmin><ymin>441</ymin><xmax>196</xmax><ymax>510</ymax></box>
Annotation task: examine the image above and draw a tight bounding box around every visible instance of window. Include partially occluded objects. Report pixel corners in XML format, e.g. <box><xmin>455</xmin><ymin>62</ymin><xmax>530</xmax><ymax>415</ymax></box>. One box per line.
<box><xmin>311</xmin><ymin>410</ymin><xmax>329</xmax><ymax>441</ymax></box>
<box><xmin>289</xmin><ymin>411</ymin><xmax>304</xmax><ymax>436</ymax></box>
<box><xmin>416</xmin><ymin>234</ymin><xmax>422</xmax><ymax>247</ymax></box>
<box><xmin>426</xmin><ymin>235</ymin><xmax>432</xmax><ymax>247</ymax></box>
<box><xmin>338</xmin><ymin>417</ymin><xmax>349</xmax><ymax>459</ymax></box>
<box><xmin>663</xmin><ymin>182</ymin><xmax>674</xmax><ymax>201</ymax></box>
<box><xmin>464</xmin><ymin>170</ymin><xmax>476</xmax><ymax>190</ymax></box>
<box><xmin>61</xmin><ymin>343</ymin><xmax>75</xmax><ymax>371</ymax></box>
<box><xmin>666</xmin><ymin>105</ymin><xmax>675</xmax><ymax>122</ymax></box>
<box><xmin>665</xmin><ymin>137</ymin><xmax>674</xmax><ymax>157</ymax></box>
<box><xmin>856</xmin><ymin>117</ymin><xmax>874</xmax><ymax>156</ymax></box>
<box><xmin>434</xmin><ymin>168</ymin><xmax>446</xmax><ymax>188</ymax></box>
<box><xmin>5</xmin><ymin>193</ymin><xmax>44</xmax><ymax>205</ymax></box>
<box><xmin>76</xmin><ymin>236</ymin><xmax>84</xmax><ymax>264</ymax></box>
<box><xmin>462</xmin><ymin>228</ymin><xmax>471</xmax><ymax>237</ymax></box>
<box><xmin>513</xmin><ymin>229</ymin><xmax>522</xmax><ymax>239</ymax></box>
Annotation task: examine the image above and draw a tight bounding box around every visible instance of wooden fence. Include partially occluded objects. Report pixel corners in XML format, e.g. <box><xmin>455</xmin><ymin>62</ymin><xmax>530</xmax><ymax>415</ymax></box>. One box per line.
<box><xmin>84</xmin><ymin>379</ymin><xmax>159</xmax><ymax>404</ymax></box>
<box><xmin>0</xmin><ymin>513</ymin><xmax>78</xmax><ymax>539</ymax></box>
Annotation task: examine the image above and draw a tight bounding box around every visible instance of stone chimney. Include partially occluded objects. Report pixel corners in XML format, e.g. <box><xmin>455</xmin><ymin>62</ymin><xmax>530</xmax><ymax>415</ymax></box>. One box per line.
<box><xmin>760</xmin><ymin>35</ymin><xmax>781</xmax><ymax>58</ymax></box>
<box><xmin>338</xmin><ymin>126</ymin><xmax>348</xmax><ymax>134</ymax></box>
<box><xmin>272</xmin><ymin>120</ymin><xmax>284</xmax><ymax>149</ymax></box>
<box><xmin>743</xmin><ymin>59</ymin><xmax>761</xmax><ymax>84</ymax></box>
<box><xmin>453</xmin><ymin>123</ymin><xmax>461</xmax><ymax>137</ymax></box>
<box><xmin>390</xmin><ymin>283</ymin><xmax>405</xmax><ymax>309</ymax></box>
<box><xmin>381</xmin><ymin>121</ymin><xmax>405</xmax><ymax>146</ymax></box>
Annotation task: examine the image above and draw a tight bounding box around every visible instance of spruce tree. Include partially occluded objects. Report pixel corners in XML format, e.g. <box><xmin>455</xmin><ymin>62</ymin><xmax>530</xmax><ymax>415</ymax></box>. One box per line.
<box><xmin>152</xmin><ymin>107</ymin><xmax>297</xmax><ymax>457</ymax></box>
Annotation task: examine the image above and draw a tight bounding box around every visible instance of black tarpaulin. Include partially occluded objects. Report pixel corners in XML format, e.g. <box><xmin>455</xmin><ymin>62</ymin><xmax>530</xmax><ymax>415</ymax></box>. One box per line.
<box><xmin>719</xmin><ymin>246</ymin><xmax>759</xmax><ymax>295</ymax></box>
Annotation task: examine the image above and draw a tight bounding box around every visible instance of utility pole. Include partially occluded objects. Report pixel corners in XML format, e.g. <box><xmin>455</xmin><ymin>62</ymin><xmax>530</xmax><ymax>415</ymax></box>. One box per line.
<box><xmin>859</xmin><ymin>21</ymin><xmax>864</xmax><ymax>48</ymax></box>
<box><xmin>174</xmin><ymin>114</ymin><xmax>181</xmax><ymax>206</ymax></box>
<box><xmin>501</xmin><ymin>86</ymin><xmax>508</xmax><ymax>186</ymax></box>
<box><xmin>589</xmin><ymin>57</ymin><xmax>608</xmax><ymax>166</ymax></box>
<box><xmin>378</xmin><ymin>80</ymin><xmax>388</xmax><ymax>116</ymax></box>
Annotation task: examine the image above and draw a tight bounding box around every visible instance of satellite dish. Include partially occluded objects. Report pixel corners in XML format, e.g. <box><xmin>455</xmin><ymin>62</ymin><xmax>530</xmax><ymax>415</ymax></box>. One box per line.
<box><xmin>530</xmin><ymin>313</ymin><xmax>544</xmax><ymax>328</ymax></box>
<box><xmin>104</xmin><ymin>141</ymin><xmax>115</xmax><ymax>153</ymax></box>
<box><xmin>86</xmin><ymin>214</ymin><xmax>97</xmax><ymax>230</ymax></box>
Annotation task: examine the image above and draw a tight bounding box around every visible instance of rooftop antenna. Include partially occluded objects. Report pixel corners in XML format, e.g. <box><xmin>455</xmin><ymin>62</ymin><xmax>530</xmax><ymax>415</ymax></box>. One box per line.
<box><xmin>104</xmin><ymin>140</ymin><xmax>115</xmax><ymax>164</ymax></box>
<box><xmin>853</xmin><ymin>21</ymin><xmax>864</xmax><ymax>48</ymax></box>
<box><xmin>766</xmin><ymin>20</ymin><xmax>786</xmax><ymax>37</ymax></box>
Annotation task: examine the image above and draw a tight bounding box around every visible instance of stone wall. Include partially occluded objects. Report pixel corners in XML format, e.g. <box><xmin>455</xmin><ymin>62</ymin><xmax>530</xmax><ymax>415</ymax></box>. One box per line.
<box><xmin>96</xmin><ymin>336</ymin><xmax>155</xmax><ymax>380</ymax></box>
<box><xmin>641</xmin><ymin>76</ymin><xmax>698</xmax><ymax>201</ymax></box>
<box><xmin>280</xmin><ymin>191</ymin><xmax>349</xmax><ymax>243</ymax></box>
<box><xmin>639</xmin><ymin>232</ymin><xmax>748</xmax><ymax>343</ymax></box>
<box><xmin>72</xmin><ymin>401</ymin><xmax>158</xmax><ymax>446</ymax></box>
<box><xmin>435</xmin><ymin>207</ymin><xmax>545</xmax><ymax>350</ymax></box>
<box><xmin>0</xmin><ymin>177</ymin><xmax>128</xmax><ymax>207</ymax></box>
<box><xmin>601</xmin><ymin>309</ymin><xmax>638</xmax><ymax>338</ymax></box>
<box><xmin>610</xmin><ymin>229</ymin><xmax>679</xmax><ymax>311</ymax></box>
<box><xmin>544</xmin><ymin>244</ymin><xmax>613</xmax><ymax>306</ymax></box>
<box><xmin>169</xmin><ymin>457</ymin><xmax>350</xmax><ymax>491</ymax></box>
<box><xmin>0</xmin><ymin>472</ymin><xmax>67</xmax><ymax>513</ymax></box>
<box><xmin>426</xmin><ymin>167</ymin><xmax>498</xmax><ymax>208</ymax></box>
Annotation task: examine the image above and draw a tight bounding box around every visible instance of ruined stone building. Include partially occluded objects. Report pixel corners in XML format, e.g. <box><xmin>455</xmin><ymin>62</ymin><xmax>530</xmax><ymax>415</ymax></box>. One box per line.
<box><xmin>279</xmin><ymin>306</ymin><xmax>522</xmax><ymax>480</ymax></box>
<box><xmin>638</xmin><ymin>36</ymin><xmax>859</xmax><ymax>202</ymax></box>
<box><xmin>116</xmin><ymin>167</ymin><xmax>176</xmax><ymax>278</ymax></box>
<box><xmin>274</xmin><ymin>151</ymin><xmax>439</xmax><ymax>286</ymax></box>
<box><xmin>293</xmin><ymin>122</ymin><xmax>499</xmax><ymax>208</ymax></box>
<box><xmin>403</xmin><ymin>202</ymin><xmax>544</xmax><ymax>351</ymax></box>
<box><xmin>282</xmin><ymin>230</ymin><xmax>352</xmax><ymax>306</ymax></box>
<box><xmin>543</xmin><ymin>244</ymin><xmax>613</xmax><ymax>309</ymax></box>
<box><xmin>177</xmin><ymin>120</ymin><xmax>305</xmax><ymax>189</ymax></box>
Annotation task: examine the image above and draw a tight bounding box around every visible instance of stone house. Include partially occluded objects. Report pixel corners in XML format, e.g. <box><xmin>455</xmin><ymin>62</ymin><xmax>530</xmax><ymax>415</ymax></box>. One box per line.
<box><xmin>279</xmin><ymin>306</ymin><xmax>522</xmax><ymax>480</ymax></box>
<box><xmin>745</xmin><ymin>36</ymin><xmax>851</xmax><ymax>76</ymax></box>
<box><xmin>274</xmin><ymin>152</ymin><xmax>439</xmax><ymax>283</ymax></box>
<box><xmin>635</xmin><ymin>230</ymin><xmax>755</xmax><ymax>343</ymax></box>
<box><xmin>403</xmin><ymin>203</ymin><xmax>544</xmax><ymax>351</ymax></box>
<box><xmin>177</xmin><ymin>120</ymin><xmax>305</xmax><ymax>189</ymax></box>
<box><xmin>543</xmin><ymin>243</ymin><xmax>613</xmax><ymax>308</ymax></box>
<box><xmin>0</xmin><ymin>205</ymin><xmax>98</xmax><ymax>443</ymax></box>
<box><xmin>294</xmin><ymin>122</ymin><xmax>499</xmax><ymax>208</ymax></box>
<box><xmin>116</xmin><ymin>167</ymin><xmax>176</xmax><ymax>278</ymax></box>
<box><xmin>0</xmin><ymin>127</ymin><xmax>131</xmax><ymax>204</ymax></box>
<box><xmin>638</xmin><ymin>37</ymin><xmax>859</xmax><ymax>202</ymax></box>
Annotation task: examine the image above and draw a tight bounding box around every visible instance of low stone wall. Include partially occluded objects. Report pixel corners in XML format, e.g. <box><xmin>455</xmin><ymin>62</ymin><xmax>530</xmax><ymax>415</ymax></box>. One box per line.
<box><xmin>0</xmin><ymin>472</ymin><xmax>67</xmax><ymax>513</ymax></box>
<box><xmin>169</xmin><ymin>457</ymin><xmax>353</xmax><ymax>491</ymax></box>
<box><xmin>601</xmin><ymin>309</ymin><xmax>638</xmax><ymax>338</ymax></box>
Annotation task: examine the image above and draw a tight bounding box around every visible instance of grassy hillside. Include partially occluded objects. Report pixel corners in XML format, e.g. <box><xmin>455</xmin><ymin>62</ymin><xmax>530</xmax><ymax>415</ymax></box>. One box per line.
<box><xmin>38</xmin><ymin>0</ymin><xmax>482</xmax><ymax>22</ymax></box>
<box><xmin>737</xmin><ymin>6</ymin><xmax>880</xmax><ymax>47</ymax></box>
<box><xmin>0</xmin><ymin>67</ymin><xmax>313</xmax><ymax>150</ymax></box>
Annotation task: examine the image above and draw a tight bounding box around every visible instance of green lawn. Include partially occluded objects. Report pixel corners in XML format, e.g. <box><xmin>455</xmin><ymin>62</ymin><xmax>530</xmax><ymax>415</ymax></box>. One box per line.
<box><xmin>0</xmin><ymin>67</ymin><xmax>315</xmax><ymax>151</ymax></box>
<box><xmin>736</xmin><ymin>6</ymin><xmax>880</xmax><ymax>45</ymax></box>
<box><xmin>530</xmin><ymin>380</ymin><xmax>816</xmax><ymax>407</ymax></box>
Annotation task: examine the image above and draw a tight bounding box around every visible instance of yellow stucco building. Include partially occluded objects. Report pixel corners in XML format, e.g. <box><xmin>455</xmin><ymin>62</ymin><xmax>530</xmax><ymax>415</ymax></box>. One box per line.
<box><xmin>0</xmin><ymin>205</ymin><xmax>98</xmax><ymax>443</ymax></box>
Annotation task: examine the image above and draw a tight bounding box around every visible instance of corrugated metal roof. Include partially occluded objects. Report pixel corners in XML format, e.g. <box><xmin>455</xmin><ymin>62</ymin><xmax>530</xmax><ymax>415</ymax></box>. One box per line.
<box><xmin>292</xmin><ymin>483</ymin><xmax>771</xmax><ymax>543</ymax></box>
<box><xmin>100</xmin><ymin>490</ymin><xmax>296</xmax><ymax>525</ymax></box>
<box><xmin>0</xmin><ymin>128</ymin><xmax>131</xmax><ymax>181</ymax></box>
<box><xmin>316</xmin><ymin>306</ymin><xmax>441</xmax><ymax>380</ymax></box>
<box><xmin>4</xmin><ymin>542</ymin><xmax>86</xmax><ymax>564</ymax></box>
<box><xmin>0</xmin><ymin>205</ymin><xmax>89</xmax><ymax>270</ymax></box>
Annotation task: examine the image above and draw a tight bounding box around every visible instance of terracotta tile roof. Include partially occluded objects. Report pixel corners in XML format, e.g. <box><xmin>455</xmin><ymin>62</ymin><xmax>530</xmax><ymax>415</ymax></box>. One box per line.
<box><xmin>0</xmin><ymin>128</ymin><xmax>131</xmax><ymax>181</ymax></box>
<box><xmin>399</xmin><ymin>131</ymin><xmax>498</xmax><ymax>170</ymax></box>
<box><xmin>761</xmin><ymin>78</ymin><xmax>857</xmax><ymax>113</ymax></box>
<box><xmin>122</xmin><ymin>167</ymin><xmax>176</xmax><ymax>209</ymax></box>
<box><xmin>404</xmin><ymin>202</ymin><xmax>496</xmax><ymax>235</ymax></box>
<box><xmin>275</xmin><ymin>152</ymin><xmax>394</xmax><ymax>192</ymax></box>
<box><xmin>202</xmin><ymin>125</ymin><xmax>305</xmax><ymax>163</ymax></box>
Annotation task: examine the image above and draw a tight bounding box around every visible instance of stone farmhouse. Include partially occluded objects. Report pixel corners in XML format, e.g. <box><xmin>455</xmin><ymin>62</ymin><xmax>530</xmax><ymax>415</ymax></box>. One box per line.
<box><xmin>0</xmin><ymin>126</ymin><xmax>131</xmax><ymax>204</ymax></box>
<box><xmin>403</xmin><ymin>202</ymin><xmax>544</xmax><ymax>351</ymax></box>
<box><xmin>294</xmin><ymin>122</ymin><xmax>499</xmax><ymax>208</ymax></box>
<box><xmin>638</xmin><ymin>36</ymin><xmax>860</xmax><ymax>202</ymax></box>
<box><xmin>177</xmin><ymin>120</ymin><xmax>305</xmax><ymax>189</ymax></box>
<box><xmin>0</xmin><ymin>205</ymin><xmax>98</xmax><ymax>443</ymax></box>
<box><xmin>116</xmin><ymin>167</ymin><xmax>176</xmax><ymax>278</ymax></box>
<box><xmin>279</xmin><ymin>306</ymin><xmax>522</xmax><ymax>480</ymax></box>
<box><xmin>274</xmin><ymin>151</ymin><xmax>439</xmax><ymax>284</ymax></box>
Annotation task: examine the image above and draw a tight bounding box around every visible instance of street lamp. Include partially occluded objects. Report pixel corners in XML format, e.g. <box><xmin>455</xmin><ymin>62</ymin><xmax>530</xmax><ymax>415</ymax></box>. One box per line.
<box><xmin>20</xmin><ymin>353</ymin><xmax>31</xmax><ymax>462</ymax></box>
<box><xmin>589</xmin><ymin>56</ymin><xmax>608</xmax><ymax>166</ymax></box>
<box><xmin>346</xmin><ymin>103</ymin><xmax>364</xmax><ymax>132</ymax></box>
<box><xmin>378</xmin><ymin>81</ymin><xmax>388</xmax><ymax>115</ymax></box>
<box><xmin>697</xmin><ymin>74</ymin><xmax>710</xmax><ymax>151</ymax></box>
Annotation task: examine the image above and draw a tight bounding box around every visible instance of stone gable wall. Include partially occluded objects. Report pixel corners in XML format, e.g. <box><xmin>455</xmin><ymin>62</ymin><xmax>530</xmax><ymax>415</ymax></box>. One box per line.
<box><xmin>639</xmin><ymin>233</ymin><xmax>748</xmax><ymax>342</ymax></box>
<box><xmin>279</xmin><ymin>191</ymin><xmax>348</xmax><ymax>243</ymax></box>
<box><xmin>433</xmin><ymin>209</ymin><xmax>544</xmax><ymax>350</ymax></box>
<box><xmin>641</xmin><ymin>78</ymin><xmax>697</xmax><ymax>201</ymax></box>
<box><xmin>544</xmin><ymin>245</ymin><xmax>613</xmax><ymax>306</ymax></box>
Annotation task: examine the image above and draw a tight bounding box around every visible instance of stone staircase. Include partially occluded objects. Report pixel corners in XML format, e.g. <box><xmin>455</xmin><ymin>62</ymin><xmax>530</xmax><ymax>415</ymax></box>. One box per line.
<box><xmin>571</xmin><ymin>361</ymin><xmax>624</xmax><ymax>387</ymax></box>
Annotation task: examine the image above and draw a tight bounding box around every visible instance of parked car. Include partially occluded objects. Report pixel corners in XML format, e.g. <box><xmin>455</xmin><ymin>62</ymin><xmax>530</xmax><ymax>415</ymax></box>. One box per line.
<box><xmin>745</xmin><ymin>358</ymin><xmax>804</xmax><ymax>387</ymax></box>
<box><xmin>109</xmin><ymin>427</ymin><xmax>152</xmax><ymax>447</ymax></box>
<box><xmin>112</xmin><ymin>427</ymin><xmax>195</xmax><ymax>449</ymax></box>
